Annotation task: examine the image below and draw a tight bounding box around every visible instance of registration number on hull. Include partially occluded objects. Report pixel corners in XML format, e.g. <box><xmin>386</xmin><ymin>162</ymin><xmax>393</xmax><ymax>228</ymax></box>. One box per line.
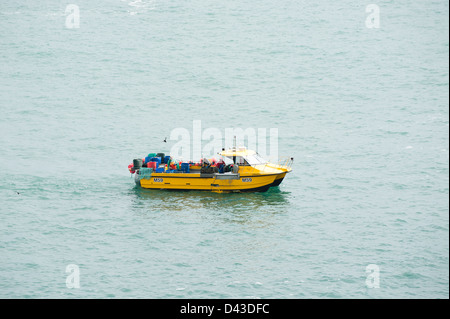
<box><xmin>242</xmin><ymin>178</ymin><xmax>252</xmax><ymax>182</ymax></box>
<box><xmin>153</xmin><ymin>178</ymin><xmax>163</xmax><ymax>183</ymax></box>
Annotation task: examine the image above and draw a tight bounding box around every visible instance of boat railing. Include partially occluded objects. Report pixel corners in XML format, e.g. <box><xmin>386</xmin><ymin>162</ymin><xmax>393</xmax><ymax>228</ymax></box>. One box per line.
<box><xmin>253</xmin><ymin>163</ymin><xmax>267</xmax><ymax>173</ymax></box>
<box><xmin>277</xmin><ymin>157</ymin><xmax>294</xmax><ymax>169</ymax></box>
<box><xmin>248</xmin><ymin>162</ymin><xmax>269</xmax><ymax>173</ymax></box>
<box><xmin>248</xmin><ymin>157</ymin><xmax>292</xmax><ymax>173</ymax></box>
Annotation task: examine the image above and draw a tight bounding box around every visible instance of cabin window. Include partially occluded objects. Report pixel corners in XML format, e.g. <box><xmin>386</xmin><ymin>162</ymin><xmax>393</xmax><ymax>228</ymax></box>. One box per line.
<box><xmin>222</xmin><ymin>154</ymin><xmax>267</xmax><ymax>166</ymax></box>
<box><xmin>223</xmin><ymin>156</ymin><xmax>249</xmax><ymax>166</ymax></box>
<box><xmin>245</xmin><ymin>154</ymin><xmax>267</xmax><ymax>165</ymax></box>
<box><xmin>236</xmin><ymin>156</ymin><xmax>247</xmax><ymax>165</ymax></box>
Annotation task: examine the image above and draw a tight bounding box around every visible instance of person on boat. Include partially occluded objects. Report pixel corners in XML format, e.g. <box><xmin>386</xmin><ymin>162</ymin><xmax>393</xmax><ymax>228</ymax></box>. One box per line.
<box><xmin>215</xmin><ymin>159</ymin><xmax>225</xmax><ymax>173</ymax></box>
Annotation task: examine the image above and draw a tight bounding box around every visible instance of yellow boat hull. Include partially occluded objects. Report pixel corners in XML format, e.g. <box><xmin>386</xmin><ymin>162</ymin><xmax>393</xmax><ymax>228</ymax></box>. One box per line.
<box><xmin>139</xmin><ymin>173</ymin><xmax>278</xmax><ymax>193</ymax></box>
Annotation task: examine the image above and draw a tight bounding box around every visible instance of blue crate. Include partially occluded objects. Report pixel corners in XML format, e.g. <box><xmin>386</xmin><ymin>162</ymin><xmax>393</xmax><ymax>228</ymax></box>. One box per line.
<box><xmin>181</xmin><ymin>163</ymin><xmax>190</xmax><ymax>173</ymax></box>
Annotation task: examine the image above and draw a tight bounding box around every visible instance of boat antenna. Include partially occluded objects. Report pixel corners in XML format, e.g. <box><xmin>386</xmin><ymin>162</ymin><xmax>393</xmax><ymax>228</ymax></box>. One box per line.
<box><xmin>233</xmin><ymin>136</ymin><xmax>236</xmax><ymax>164</ymax></box>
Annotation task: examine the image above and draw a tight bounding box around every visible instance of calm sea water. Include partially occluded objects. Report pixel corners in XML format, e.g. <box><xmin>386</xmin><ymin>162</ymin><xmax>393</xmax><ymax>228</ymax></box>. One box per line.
<box><xmin>0</xmin><ymin>0</ymin><xmax>448</xmax><ymax>298</ymax></box>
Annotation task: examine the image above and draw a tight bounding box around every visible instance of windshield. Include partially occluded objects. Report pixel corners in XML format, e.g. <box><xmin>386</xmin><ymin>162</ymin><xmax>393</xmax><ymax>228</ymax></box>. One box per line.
<box><xmin>244</xmin><ymin>154</ymin><xmax>267</xmax><ymax>165</ymax></box>
<box><xmin>222</xmin><ymin>154</ymin><xmax>267</xmax><ymax>166</ymax></box>
<box><xmin>223</xmin><ymin>156</ymin><xmax>247</xmax><ymax>165</ymax></box>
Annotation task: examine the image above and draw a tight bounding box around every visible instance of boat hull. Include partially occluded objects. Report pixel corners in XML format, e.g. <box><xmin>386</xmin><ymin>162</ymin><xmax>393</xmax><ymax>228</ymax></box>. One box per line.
<box><xmin>138</xmin><ymin>173</ymin><xmax>277</xmax><ymax>193</ymax></box>
<box><xmin>271</xmin><ymin>172</ymin><xmax>286</xmax><ymax>187</ymax></box>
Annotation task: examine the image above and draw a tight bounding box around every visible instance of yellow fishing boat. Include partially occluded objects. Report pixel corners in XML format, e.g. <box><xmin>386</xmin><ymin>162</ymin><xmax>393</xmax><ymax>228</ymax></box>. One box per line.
<box><xmin>128</xmin><ymin>147</ymin><xmax>293</xmax><ymax>193</ymax></box>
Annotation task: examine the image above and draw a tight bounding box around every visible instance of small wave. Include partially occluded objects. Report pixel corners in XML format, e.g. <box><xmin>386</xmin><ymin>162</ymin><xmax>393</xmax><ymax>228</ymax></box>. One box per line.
<box><xmin>125</xmin><ymin>0</ymin><xmax>156</xmax><ymax>15</ymax></box>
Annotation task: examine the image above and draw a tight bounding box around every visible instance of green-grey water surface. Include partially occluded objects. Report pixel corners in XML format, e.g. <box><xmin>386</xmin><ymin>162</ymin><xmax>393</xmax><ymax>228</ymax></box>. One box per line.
<box><xmin>0</xmin><ymin>0</ymin><xmax>448</xmax><ymax>298</ymax></box>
